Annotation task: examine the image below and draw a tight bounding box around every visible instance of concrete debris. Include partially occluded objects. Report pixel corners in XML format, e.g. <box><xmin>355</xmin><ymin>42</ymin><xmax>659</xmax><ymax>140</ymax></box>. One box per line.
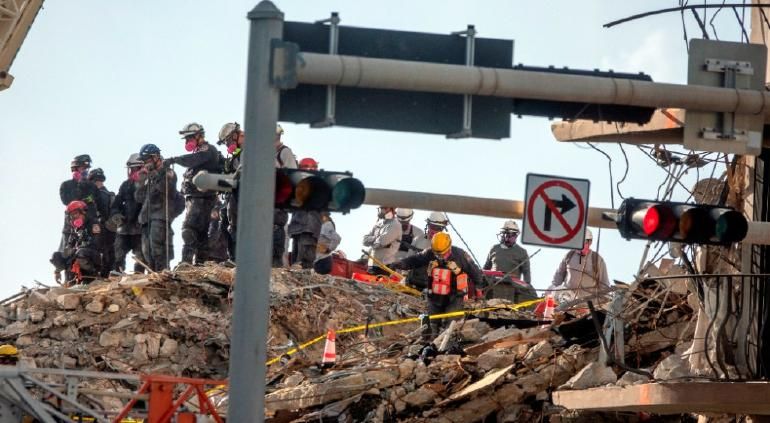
<box><xmin>616</xmin><ymin>370</ymin><xmax>650</xmax><ymax>386</ymax></box>
<box><xmin>559</xmin><ymin>362</ymin><xmax>618</xmax><ymax>390</ymax></box>
<box><xmin>0</xmin><ymin>260</ymin><xmax>699</xmax><ymax>422</ymax></box>
<box><xmin>653</xmin><ymin>353</ymin><xmax>692</xmax><ymax>380</ymax></box>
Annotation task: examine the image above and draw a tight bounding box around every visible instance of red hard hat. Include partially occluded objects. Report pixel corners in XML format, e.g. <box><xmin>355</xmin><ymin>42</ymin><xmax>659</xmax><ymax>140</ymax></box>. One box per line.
<box><xmin>299</xmin><ymin>157</ymin><xmax>318</xmax><ymax>170</ymax></box>
<box><xmin>66</xmin><ymin>200</ymin><xmax>88</xmax><ymax>214</ymax></box>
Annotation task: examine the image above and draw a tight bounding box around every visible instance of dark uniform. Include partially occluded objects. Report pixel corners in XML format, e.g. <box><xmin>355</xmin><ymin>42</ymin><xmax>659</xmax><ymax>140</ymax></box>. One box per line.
<box><xmin>222</xmin><ymin>149</ymin><xmax>241</xmax><ymax>259</ymax></box>
<box><xmin>393</xmin><ymin>246</ymin><xmax>485</xmax><ymax>340</ymax></box>
<box><xmin>59</xmin><ymin>178</ymin><xmax>100</xmax><ymax>251</ymax></box>
<box><xmin>135</xmin><ymin>166</ymin><xmax>178</xmax><ymax>271</ymax></box>
<box><xmin>112</xmin><ymin>178</ymin><xmax>145</xmax><ymax>272</ymax></box>
<box><xmin>207</xmin><ymin>201</ymin><xmax>230</xmax><ymax>263</ymax></box>
<box><xmin>483</xmin><ymin>244</ymin><xmax>537</xmax><ymax>303</ymax></box>
<box><xmin>93</xmin><ymin>185</ymin><xmax>116</xmax><ymax>277</ymax></box>
<box><xmin>287</xmin><ymin>210</ymin><xmax>322</xmax><ymax>269</ymax></box>
<box><xmin>51</xmin><ymin>213</ymin><xmax>101</xmax><ymax>283</ymax></box>
<box><xmin>171</xmin><ymin>142</ymin><xmax>223</xmax><ymax>264</ymax></box>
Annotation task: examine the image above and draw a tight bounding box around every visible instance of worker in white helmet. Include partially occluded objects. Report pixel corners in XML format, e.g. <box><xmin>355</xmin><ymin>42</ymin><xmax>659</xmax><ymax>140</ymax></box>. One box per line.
<box><xmin>548</xmin><ymin>228</ymin><xmax>610</xmax><ymax>305</ymax></box>
<box><xmin>484</xmin><ymin>220</ymin><xmax>537</xmax><ymax>303</ymax></box>
<box><xmin>273</xmin><ymin>124</ymin><xmax>297</xmax><ymax>266</ymax></box>
<box><xmin>362</xmin><ymin>206</ymin><xmax>402</xmax><ymax>274</ymax></box>
<box><xmin>394</xmin><ymin>208</ymin><xmax>425</xmax><ymax>260</ymax></box>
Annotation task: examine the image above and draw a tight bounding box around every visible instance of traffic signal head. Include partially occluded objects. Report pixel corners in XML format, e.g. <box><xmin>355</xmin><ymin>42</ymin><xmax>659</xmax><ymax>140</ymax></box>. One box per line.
<box><xmin>617</xmin><ymin>198</ymin><xmax>748</xmax><ymax>245</ymax></box>
<box><xmin>277</xmin><ymin>168</ymin><xmax>365</xmax><ymax>213</ymax></box>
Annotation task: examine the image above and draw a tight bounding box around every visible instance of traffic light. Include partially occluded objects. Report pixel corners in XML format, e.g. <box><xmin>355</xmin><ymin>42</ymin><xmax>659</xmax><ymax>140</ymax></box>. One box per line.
<box><xmin>276</xmin><ymin>168</ymin><xmax>365</xmax><ymax>213</ymax></box>
<box><xmin>616</xmin><ymin>198</ymin><xmax>748</xmax><ymax>245</ymax></box>
<box><xmin>193</xmin><ymin>169</ymin><xmax>365</xmax><ymax>213</ymax></box>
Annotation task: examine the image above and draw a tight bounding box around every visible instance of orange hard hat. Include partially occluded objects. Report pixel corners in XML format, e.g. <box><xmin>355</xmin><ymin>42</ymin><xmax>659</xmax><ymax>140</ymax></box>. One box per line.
<box><xmin>66</xmin><ymin>200</ymin><xmax>88</xmax><ymax>214</ymax></box>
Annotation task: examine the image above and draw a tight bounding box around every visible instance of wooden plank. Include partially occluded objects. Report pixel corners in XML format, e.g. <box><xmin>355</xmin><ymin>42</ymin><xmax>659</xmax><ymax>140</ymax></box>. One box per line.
<box><xmin>553</xmin><ymin>382</ymin><xmax>770</xmax><ymax>415</ymax></box>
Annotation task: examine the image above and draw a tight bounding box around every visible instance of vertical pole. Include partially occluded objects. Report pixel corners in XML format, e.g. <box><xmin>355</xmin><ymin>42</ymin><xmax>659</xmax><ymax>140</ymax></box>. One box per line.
<box><xmin>228</xmin><ymin>2</ymin><xmax>283</xmax><ymax>421</ymax></box>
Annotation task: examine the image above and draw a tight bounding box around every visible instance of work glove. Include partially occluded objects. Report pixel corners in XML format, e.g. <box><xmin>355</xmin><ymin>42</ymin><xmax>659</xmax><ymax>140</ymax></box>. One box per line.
<box><xmin>54</xmin><ymin>270</ymin><xmax>61</xmax><ymax>283</ymax></box>
<box><xmin>390</xmin><ymin>261</ymin><xmax>404</xmax><ymax>271</ymax></box>
<box><xmin>106</xmin><ymin>214</ymin><xmax>124</xmax><ymax>232</ymax></box>
<box><xmin>92</xmin><ymin>224</ymin><xmax>101</xmax><ymax>234</ymax></box>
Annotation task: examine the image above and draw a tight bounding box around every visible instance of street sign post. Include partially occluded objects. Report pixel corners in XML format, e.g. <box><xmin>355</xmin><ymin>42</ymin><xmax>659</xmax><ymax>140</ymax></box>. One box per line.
<box><xmin>521</xmin><ymin>174</ymin><xmax>590</xmax><ymax>250</ymax></box>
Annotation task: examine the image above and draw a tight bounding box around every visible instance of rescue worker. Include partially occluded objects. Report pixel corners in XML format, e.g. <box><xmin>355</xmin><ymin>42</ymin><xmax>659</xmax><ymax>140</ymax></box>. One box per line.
<box><xmin>207</xmin><ymin>201</ymin><xmax>230</xmax><ymax>263</ymax></box>
<box><xmin>395</xmin><ymin>208</ymin><xmax>425</xmax><ymax>260</ymax></box>
<box><xmin>287</xmin><ymin>158</ymin><xmax>323</xmax><ymax>269</ymax></box>
<box><xmin>59</xmin><ymin>154</ymin><xmax>100</xmax><ymax>251</ymax></box>
<box><xmin>0</xmin><ymin>345</ymin><xmax>19</xmax><ymax>366</ymax></box>
<box><xmin>314</xmin><ymin>211</ymin><xmax>341</xmax><ymax>275</ymax></box>
<box><xmin>135</xmin><ymin>144</ymin><xmax>178</xmax><ymax>271</ymax></box>
<box><xmin>273</xmin><ymin>124</ymin><xmax>296</xmax><ymax>267</ymax></box>
<box><xmin>483</xmin><ymin>220</ymin><xmax>537</xmax><ymax>303</ymax></box>
<box><xmin>51</xmin><ymin>200</ymin><xmax>102</xmax><ymax>284</ymax></box>
<box><xmin>217</xmin><ymin>122</ymin><xmax>244</xmax><ymax>259</ymax></box>
<box><xmin>362</xmin><ymin>206</ymin><xmax>402</xmax><ymax>274</ymax></box>
<box><xmin>110</xmin><ymin>154</ymin><xmax>146</xmax><ymax>273</ymax></box>
<box><xmin>391</xmin><ymin>232</ymin><xmax>486</xmax><ymax>340</ymax></box>
<box><xmin>406</xmin><ymin>212</ymin><xmax>449</xmax><ymax>290</ymax></box>
<box><xmin>88</xmin><ymin>168</ymin><xmax>116</xmax><ymax>277</ymax></box>
<box><xmin>165</xmin><ymin>123</ymin><xmax>224</xmax><ymax>265</ymax></box>
<box><xmin>547</xmin><ymin>229</ymin><xmax>610</xmax><ymax>305</ymax></box>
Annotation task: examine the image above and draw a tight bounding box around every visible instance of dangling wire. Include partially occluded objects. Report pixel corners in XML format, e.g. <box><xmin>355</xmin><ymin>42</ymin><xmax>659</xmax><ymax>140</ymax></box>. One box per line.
<box><xmin>444</xmin><ymin>213</ymin><xmax>482</xmax><ymax>268</ymax></box>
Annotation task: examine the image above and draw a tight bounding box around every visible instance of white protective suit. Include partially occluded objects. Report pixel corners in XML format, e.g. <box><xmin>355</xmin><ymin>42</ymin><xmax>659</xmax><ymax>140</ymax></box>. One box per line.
<box><xmin>362</xmin><ymin>217</ymin><xmax>402</xmax><ymax>266</ymax></box>
<box><xmin>547</xmin><ymin>249</ymin><xmax>610</xmax><ymax>304</ymax></box>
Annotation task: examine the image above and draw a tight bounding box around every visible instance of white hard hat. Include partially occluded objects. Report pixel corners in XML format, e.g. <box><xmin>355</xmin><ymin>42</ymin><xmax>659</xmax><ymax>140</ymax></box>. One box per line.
<box><xmin>179</xmin><ymin>122</ymin><xmax>204</xmax><ymax>138</ymax></box>
<box><xmin>218</xmin><ymin>122</ymin><xmax>240</xmax><ymax>144</ymax></box>
<box><xmin>396</xmin><ymin>208</ymin><xmax>414</xmax><ymax>222</ymax></box>
<box><xmin>276</xmin><ymin>124</ymin><xmax>284</xmax><ymax>136</ymax></box>
<box><xmin>426</xmin><ymin>211</ymin><xmax>449</xmax><ymax>226</ymax></box>
<box><xmin>585</xmin><ymin>228</ymin><xmax>593</xmax><ymax>241</ymax></box>
<box><xmin>501</xmin><ymin>220</ymin><xmax>520</xmax><ymax>232</ymax></box>
<box><xmin>126</xmin><ymin>153</ymin><xmax>143</xmax><ymax>167</ymax></box>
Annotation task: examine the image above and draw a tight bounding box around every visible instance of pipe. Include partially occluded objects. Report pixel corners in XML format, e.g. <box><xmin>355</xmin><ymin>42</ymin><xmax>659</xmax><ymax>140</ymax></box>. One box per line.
<box><xmin>364</xmin><ymin>188</ymin><xmax>770</xmax><ymax>245</ymax></box>
<box><xmin>296</xmin><ymin>53</ymin><xmax>770</xmax><ymax>119</ymax></box>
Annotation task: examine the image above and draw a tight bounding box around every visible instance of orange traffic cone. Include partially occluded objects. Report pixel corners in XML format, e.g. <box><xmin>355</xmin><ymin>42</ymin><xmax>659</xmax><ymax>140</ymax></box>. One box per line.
<box><xmin>543</xmin><ymin>294</ymin><xmax>555</xmax><ymax>320</ymax></box>
<box><xmin>321</xmin><ymin>329</ymin><xmax>336</xmax><ymax>367</ymax></box>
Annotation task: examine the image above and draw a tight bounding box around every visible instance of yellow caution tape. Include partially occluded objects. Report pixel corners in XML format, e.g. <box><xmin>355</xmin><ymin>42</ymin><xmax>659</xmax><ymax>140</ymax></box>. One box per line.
<box><xmin>264</xmin><ymin>297</ymin><xmax>543</xmax><ymax>366</ymax></box>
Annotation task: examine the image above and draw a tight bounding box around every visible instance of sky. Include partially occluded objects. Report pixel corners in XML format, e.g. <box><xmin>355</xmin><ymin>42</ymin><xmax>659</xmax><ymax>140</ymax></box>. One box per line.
<box><xmin>0</xmin><ymin>1</ymin><xmax>750</xmax><ymax>299</ymax></box>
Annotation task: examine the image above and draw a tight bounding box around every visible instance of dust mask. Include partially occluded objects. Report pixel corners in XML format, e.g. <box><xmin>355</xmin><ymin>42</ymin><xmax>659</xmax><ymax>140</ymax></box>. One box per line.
<box><xmin>72</xmin><ymin>170</ymin><xmax>87</xmax><ymax>181</ymax></box>
<box><xmin>227</xmin><ymin>144</ymin><xmax>238</xmax><ymax>155</ymax></box>
<box><xmin>71</xmin><ymin>217</ymin><xmax>85</xmax><ymax>229</ymax></box>
<box><xmin>580</xmin><ymin>243</ymin><xmax>590</xmax><ymax>256</ymax></box>
<box><xmin>185</xmin><ymin>140</ymin><xmax>197</xmax><ymax>152</ymax></box>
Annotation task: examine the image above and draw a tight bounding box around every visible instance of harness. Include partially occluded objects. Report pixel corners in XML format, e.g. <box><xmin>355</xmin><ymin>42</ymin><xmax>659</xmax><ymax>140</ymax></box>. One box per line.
<box><xmin>427</xmin><ymin>259</ymin><xmax>468</xmax><ymax>295</ymax></box>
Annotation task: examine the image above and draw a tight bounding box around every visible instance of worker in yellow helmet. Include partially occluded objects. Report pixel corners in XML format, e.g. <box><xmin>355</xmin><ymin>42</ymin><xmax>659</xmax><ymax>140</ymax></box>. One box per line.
<box><xmin>0</xmin><ymin>344</ymin><xmax>19</xmax><ymax>365</ymax></box>
<box><xmin>391</xmin><ymin>232</ymin><xmax>485</xmax><ymax>340</ymax></box>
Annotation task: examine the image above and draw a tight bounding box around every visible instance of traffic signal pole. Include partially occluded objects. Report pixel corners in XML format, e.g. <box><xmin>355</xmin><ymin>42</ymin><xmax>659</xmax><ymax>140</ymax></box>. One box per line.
<box><xmin>228</xmin><ymin>2</ymin><xmax>282</xmax><ymax>421</ymax></box>
<box><xmin>364</xmin><ymin>187</ymin><xmax>770</xmax><ymax>245</ymax></box>
<box><xmin>294</xmin><ymin>52</ymin><xmax>770</xmax><ymax>119</ymax></box>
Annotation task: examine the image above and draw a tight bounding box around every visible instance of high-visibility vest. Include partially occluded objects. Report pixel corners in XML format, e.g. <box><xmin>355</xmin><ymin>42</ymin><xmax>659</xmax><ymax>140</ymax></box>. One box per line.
<box><xmin>430</xmin><ymin>267</ymin><xmax>468</xmax><ymax>295</ymax></box>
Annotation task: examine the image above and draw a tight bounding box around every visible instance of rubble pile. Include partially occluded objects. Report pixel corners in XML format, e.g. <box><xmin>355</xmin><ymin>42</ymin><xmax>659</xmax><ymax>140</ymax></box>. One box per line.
<box><xmin>262</xmin><ymin>260</ymin><xmax>699</xmax><ymax>422</ymax></box>
<box><xmin>0</xmin><ymin>260</ymin><xmax>702</xmax><ymax>421</ymax></box>
<box><xmin>0</xmin><ymin>264</ymin><xmax>423</xmax><ymax>380</ymax></box>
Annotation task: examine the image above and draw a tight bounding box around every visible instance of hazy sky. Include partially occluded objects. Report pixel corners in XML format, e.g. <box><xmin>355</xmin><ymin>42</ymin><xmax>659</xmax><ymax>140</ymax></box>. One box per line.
<box><xmin>0</xmin><ymin>1</ymin><xmax>748</xmax><ymax>298</ymax></box>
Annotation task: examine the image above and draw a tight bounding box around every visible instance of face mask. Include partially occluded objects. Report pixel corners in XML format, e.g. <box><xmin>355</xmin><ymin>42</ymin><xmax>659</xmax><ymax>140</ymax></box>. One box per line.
<box><xmin>503</xmin><ymin>233</ymin><xmax>518</xmax><ymax>246</ymax></box>
<box><xmin>185</xmin><ymin>140</ymin><xmax>197</xmax><ymax>152</ymax></box>
<box><xmin>129</xmin><ymin>169</ymin><xmax>140</xmax><ymax>181</ymax></box>
<box><xmin>384</xmin><ymin>212</ymin><xmax>394</xmax><ymax>220</ymax></box>
<box><xmin>71</xmin><ymin>217</ymin><xmax>84</xmax><ymax>229</ymax></box>
<box><xmin>580</xmin><ymin>243</ymin><xmax>590</xmax><ymax>256</ymax></box>
<box><xmin>227</xmin><ymin>143</ymin><xmax>238</xmax><ymax>154</ymax></box>
<box><xmin>72</xmin><ymin>169</ymin><xmax>87</xmax><ymax>181</ymax></box>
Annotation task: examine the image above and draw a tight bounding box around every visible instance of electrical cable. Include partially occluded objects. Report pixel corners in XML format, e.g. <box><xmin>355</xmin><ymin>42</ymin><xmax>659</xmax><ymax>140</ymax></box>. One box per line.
<box><xmin>444</xmin><ymin>213</ymin><xmax>482</xmax><ymax>269</ymax></box>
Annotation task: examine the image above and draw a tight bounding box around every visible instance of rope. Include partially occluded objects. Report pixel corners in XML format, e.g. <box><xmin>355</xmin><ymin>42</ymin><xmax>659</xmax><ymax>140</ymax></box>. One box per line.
<box><xmin>444</xmin><ymin>213</ymin><xmax>482</xmax><ymax>268</ymax></box>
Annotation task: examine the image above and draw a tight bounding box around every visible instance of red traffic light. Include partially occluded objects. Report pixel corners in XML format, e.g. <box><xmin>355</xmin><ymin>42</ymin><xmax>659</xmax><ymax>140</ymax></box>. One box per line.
<box><xmin>617</xmin><ymin>199</ymin><xmax>747</xmax><ymax>246</ymax></box>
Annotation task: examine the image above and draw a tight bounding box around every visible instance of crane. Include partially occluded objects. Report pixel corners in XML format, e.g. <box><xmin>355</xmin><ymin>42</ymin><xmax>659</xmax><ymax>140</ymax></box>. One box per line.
<box><xmin>0</xmin><ymin>0</ymin><xmax>43</xmax><ymax>90</ymax></box>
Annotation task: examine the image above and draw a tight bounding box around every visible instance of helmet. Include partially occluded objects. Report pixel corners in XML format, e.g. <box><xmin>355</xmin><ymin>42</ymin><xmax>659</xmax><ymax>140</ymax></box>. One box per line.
<box><xmin>66</xmin><ymin>200</ymin><xmax>87</xmax><ymax>214</ymax></box>
<box><xmin>126</xmin><ymin>153</ymin><xmax>143</xmax><ymax>167</ymax></box>
<box><xmin>87</xmin><ymin>168</ymin><xmax>106</xmax><ymax>182</ymax></box>
<box><xmin>276</xmin><ymin>124</ymin><xmax>284</xmax><ymax>136</ymax></box>
<box><xmin>218</xmin><ymin>122</ymin><xmax>240</xmax><ymax>144</ymax></box>
<box><xmin>501</xmin><ymin>220</ymin><xmax>520</xmax><ymax>233</ymax></box>
<box><xmin>431</xmin><ymin>232</ymin><xmax>452</xmax><ymax>255</ymax></box>
<box><xmin>396</xmin><ymin>208</ymin><xmax>414</xmax><ymax>222</ymax></box>
<box><xmin>0</xmin><ymin>345</ymin><xmax>18</xmax><ymax>357</ymax></box>
<box><xmin>585</xmin><ymin>228</ymin><xmax>593</xmax><ymax>241</ymax></box>
<box><xmin>298</xmin><ymin>157</ymin><xmax>318</xmax><ymax>170</ymax></box>
<box><xmin>426</xmin><ymin>211</ymin><xmax>449</xmax><ymax>227</ymax></box>
<box><xmin>70</xmin><ymin>154</ymin><xmax>92</xmax><ymax>168</ymax></box>
<box><xmin>179</xmin><ymin>122</ymin><xmax>205</xmax><ymax>138</ymax></box>
<box><xmin>139</xmin><ymin>144</ymin><xmax>161</xmax><ymax>161</ymax></box>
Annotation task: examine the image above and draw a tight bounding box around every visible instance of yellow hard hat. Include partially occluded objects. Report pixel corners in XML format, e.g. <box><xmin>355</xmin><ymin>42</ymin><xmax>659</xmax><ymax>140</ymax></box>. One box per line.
<box><xmin>0</xmin><ymin>345</ymin><xmax>18</xmax><ymax>356</ymax></box>
<box><xmin>431</xmin><ymin>232</ymin><xmax>452</xmax><ymax>255</ymax></box>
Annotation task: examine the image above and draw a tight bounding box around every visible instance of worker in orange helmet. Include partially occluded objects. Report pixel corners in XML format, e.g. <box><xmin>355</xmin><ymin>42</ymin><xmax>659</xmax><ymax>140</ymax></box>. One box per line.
<box><xmin>287</xmin><ymin>158</ymin><xmax>323</xmax><ymax>269</ymax></box>
<box><xmin>391</xmin><ymin>232</ymin><xmax>486</xmax><ymax>340</ymax></box>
